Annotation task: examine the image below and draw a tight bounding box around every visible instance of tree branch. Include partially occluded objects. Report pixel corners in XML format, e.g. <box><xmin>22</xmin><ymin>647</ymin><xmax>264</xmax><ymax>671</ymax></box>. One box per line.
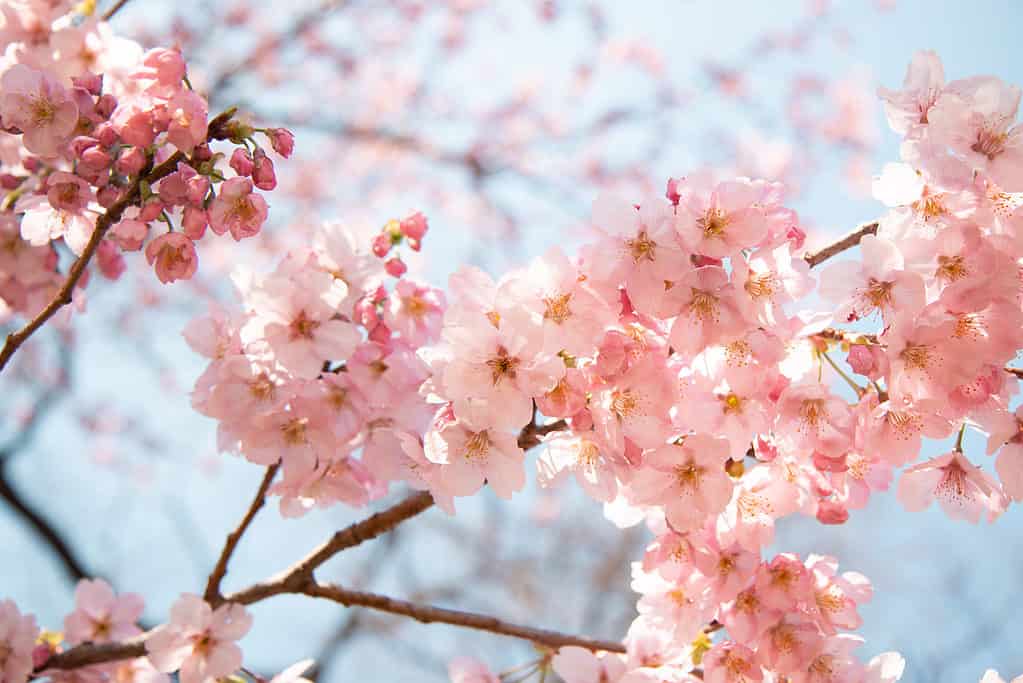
<box><xmin>0</xmin><ymin>459</ymin><xmax>91</xmax><ymax>583</ymax></box>
<box><xmin>0</xmin><ymin>109</ymin><xmax>238</xmax><ymax>376</ymax></box>
<box><xmin>101</xmin><ymin>0</ymin><xmax>132</xmax><ymax>20</ymax></box>
<box><xmin>203</xmin><ymin>464</ymin><xmax>280</xmax><ymax>603</ymax></box>
<box><xmin>220</xmin><ymin>490</ymin><xmax>435</xmax><ymax>607</ymax></box>
<box><xmin>803</xmin><ymin>220</ymin><xmax>879</xmax><ymax>268</ymax></box>
<box><xmin>301</xmin><ymin>582</ymin><xmax>626</xmax><ymax>654</ymax></box>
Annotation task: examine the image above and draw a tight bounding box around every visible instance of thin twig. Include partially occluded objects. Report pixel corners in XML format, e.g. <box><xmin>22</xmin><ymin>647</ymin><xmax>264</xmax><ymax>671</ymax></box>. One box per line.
<box><xmin>101</xmin><ymin>0</ymin><xmax>132</xmax><ymax>20</ymax></box>
<box><xmin>302</xmin><ymin>582</ymin><xmax>625</xmax><ymax>653</ymax></box>
<box><xmin>203</xmin><ymin>464</ymin><xmax>280</xmax><ymax>603</ymax></box>
<box><xmin>803</xmin><ymin>220</ymin><xmax>879</xmax><ymax>268</ymax></box>
<box><xmin>0</xmin><ymin>110</ymin><xmax>237</xmax><ymax>375</ymax></box>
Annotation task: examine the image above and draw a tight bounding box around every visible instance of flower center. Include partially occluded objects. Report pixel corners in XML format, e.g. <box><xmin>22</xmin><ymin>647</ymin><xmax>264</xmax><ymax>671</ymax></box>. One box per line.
<box><xmin>625</xmin><ymin>230</ymin><xmax>657</xmax><ymax>262</ymax></box>
<box><xmin>543</xmin><ymin>292</ymin><xmax>573</xmax><ymax>324</ymax></box>
<box><xmin>485</xmin><ymin>346</ymin><xmax>520</xmax><ymax>385</ymax></box>
<box><xmin>698</xmin><ymin>208</ymin><xmax>731</xmax><ymax>238</ymax></box>
<box><xmin>280</xmin><ymin>417</ymin><xmax>309</xmax><ymax>445</ymax></box>
<box><xmin>464</xmin><ymin>430</ymin><xmax>490</xmax><ymax>462</ymax></box>
<box><xmin>289</xmin><ymin>310</ymin><xmax>320</xmax><ymax>340</ymax></box>
<box><xmin>971</xmin><ymin>127</ymin><xmax>1008</xmax><ymax>160</ymax></box>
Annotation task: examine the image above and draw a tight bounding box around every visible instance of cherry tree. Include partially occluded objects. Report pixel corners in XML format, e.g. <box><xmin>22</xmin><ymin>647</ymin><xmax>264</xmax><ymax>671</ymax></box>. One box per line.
<box><xmin>2</xmin><ymin>1</ymin><xmax>1023</xmax><ymax>683</ymax></box>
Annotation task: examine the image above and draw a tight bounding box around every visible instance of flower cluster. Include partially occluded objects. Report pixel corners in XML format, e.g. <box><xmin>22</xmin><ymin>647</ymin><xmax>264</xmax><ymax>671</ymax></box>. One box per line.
<box><xmin>187</xmin><ymin>214</ymin><xmax>443</xmax><ymax>515</ymax></box>
<box><xmin>0</xmin><ymin>1</ymin><xmax>289</xmax><ymax>325</ymax></box>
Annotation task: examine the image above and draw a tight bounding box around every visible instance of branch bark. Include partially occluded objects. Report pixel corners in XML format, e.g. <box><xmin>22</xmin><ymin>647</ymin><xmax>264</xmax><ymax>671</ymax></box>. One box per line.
<box><xmin>0</xmin><ymin>109</ymin><xmax>237</xmax><ymax>376</ymax></box>
<box><xmin>302</xmin><ymin>582</ymin><xmax>626</xmax><ymax>654</ymax></box>
<box><xmin>203</xmin><ymin>464</ymin><xmax>280</xmax><ymax>603</ymax></box>
<box><xmin>803</xmin><ymin>220</ymin><xmax>879</xmax><ymax>268</ymax></box>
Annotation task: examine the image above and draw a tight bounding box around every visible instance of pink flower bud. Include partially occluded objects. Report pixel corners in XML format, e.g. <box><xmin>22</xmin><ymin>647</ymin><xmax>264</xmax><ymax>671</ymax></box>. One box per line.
<box><xmin>251</xmin><ymin>149</ymin><xmax>276</xmax><ymax>190</ymax></box>
<box><xmin>70</xmin><ymin>136</ymin><xmax>97</xmax><ymax>158</ymax></box>
<box><xmin>81</xmin><ymin>145</ymin><xmax>111</xmax><ymax>170</ymax></box>
<box><xmin>354</xmin><ymin>297</ymin><xmax>379</xmax><ymax>328</ymax></box>
<box><xmin>192</xmin><ymin>142</ymin><xmax>213</xmax><ymax>162</ymax></box>
<box><xmin>665</xmin><ymin>177</ymin><xmax>681</xmax><ymax>205</ymax></box>
<box><xmin>95</xmin><ymin>94</ymin><xmax>118</xmax><ymax>120</ymax></box>
<box><xmin>32</xmin><ymin>643</ymin><xmax>52</xmax><ymax>669</ymax></box>
<box><xmin>368</xmin><ymin>322</ymin><xmax>392</xmax><ymax>345</ymax></box>
<box><xmin>95</xmin><ymin>122</ymin><xmax>119</xmax><ymax>148</ymax></box>
<box><xmin>182</xmin><ymin>207</ymin><xmax>208</xmax><ymax>240</ymax></box>
<box><xmin>372</xmin><ymin>232</ymin><xmax>392</xmax><ymax>258</ymax></box>
<box><xmin>230</xmin><ymin>148</ymin><xmax>254</xmax><ymax>176</ymax></box>
<box><xmin>72</xmin><ymin>73</ymin><xmax>103</xmax><ymax>96</ymax></box>
<box><xmin>97</xmin><ymin>185</ymin><xmax>121</xmax><ymax>208</ymax></box>
<box><xmin>399</xmin><ymin>211</ymin><xmax>428</xmax><ymax>241</ymax></box>
<box><xmin>385</xmin><ymin>256</ymin><xmax>407</xmax><ymax>277</ymax></box>
<box><xmin>267</xmin><ymin>127</ymin><xmax>294</xmax><ymax>158</ymax></box>
<box><xmin>816</xmin><ymin>499</ymin><xmax>849</xmax><ymax>525</ymax></box>
<box><xmin>116</xmin><ymin>146</ymin><xmax>146</xmax><ymax>175</ymax></box>
<box><xmin>145</xmin><ymin>232</ymin><xmax>198</xmax><ymax>284</ymax></box>
<box><xmin>111</xmin><ymin>218</ymin><xmax>148</xmax><ymax>251</ymax></box>
<box><xmin>139</xmin><ymin>200</ymin><xmax>165</xmax><ymax>222</ymax></box>
<box><xmin>97</xmin><ymin>239</ymin><xmax>126</xmax><ymax>280</ymax></box>
<box><xmin>0</xmin><ymin>174</ymin><xmax>21</xmax><ymax>189</ymax></box>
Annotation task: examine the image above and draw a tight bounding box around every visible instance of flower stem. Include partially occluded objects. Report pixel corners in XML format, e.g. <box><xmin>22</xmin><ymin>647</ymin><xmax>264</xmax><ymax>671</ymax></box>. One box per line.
<box><xmin>955</xmin><ymin>423</ymin><xmax>967</xmax><ymax>452</ymax></box>
<box><xmin>820</xmin><ymin>351</ymin><xmax>865</xmax><ymax>397</ymax></box>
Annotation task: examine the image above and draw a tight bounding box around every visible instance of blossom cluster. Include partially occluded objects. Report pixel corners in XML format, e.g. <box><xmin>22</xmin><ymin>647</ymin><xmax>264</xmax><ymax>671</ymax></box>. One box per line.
<box><xmin>186</xmin><ymin>212</ymin><xmax>441</xmax><ymax>516</ymax></box>
<box><xmin>0</xmin><ymin>0</ymin><xmax>289</xmax><ymax>325</ymax></box>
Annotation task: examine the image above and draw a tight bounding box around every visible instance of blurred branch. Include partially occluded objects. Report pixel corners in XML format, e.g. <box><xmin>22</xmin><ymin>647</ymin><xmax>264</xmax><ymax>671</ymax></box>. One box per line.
<box><xmin>204</xmin><ymin>464</ymin><xmax>281</xmax><ymax>603</ymax></box>
<box><xmin>0</xmin><ymin>459</ymin><xmax>90</xmax><ymax>583</ymax></box>
<box><xmin>101</xmin><ymin>0</ymin><xmax>132</xmax><ymax>20</ymax></box>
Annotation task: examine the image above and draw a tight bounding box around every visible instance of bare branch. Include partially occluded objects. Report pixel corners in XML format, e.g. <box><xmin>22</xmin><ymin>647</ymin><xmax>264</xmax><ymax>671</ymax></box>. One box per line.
<box><xmin>803</xmin><ymin>220</ymin><xmax>880</xmax><ymax>268</ymax></box>
<box><xmin>301</xmin><ymin>582</ymin><xmax>626</xmax><ymax>654</ymax></box>
<box><xmin>38</xmin><ymin>638</ymin><xmax>146</xmax><ymax>673</ymax></box>
<box><xmin>0</xmin><ymin>460</ymin><xmax>92</xmax><ymax>583</ymax></box>
<box><xmin>204</xmin><ymin>464</ymin><xmax>280</xmax><ymax>603</ymax></box>
<box><xmin>101</xmin><ymin>0</ymin><xmax>132</xmax><ymax>20</ymax></box>
<box><xmin>0</xmin><ymin>109</ymin><xmax>238</xmax><ymax>376</ymax></box>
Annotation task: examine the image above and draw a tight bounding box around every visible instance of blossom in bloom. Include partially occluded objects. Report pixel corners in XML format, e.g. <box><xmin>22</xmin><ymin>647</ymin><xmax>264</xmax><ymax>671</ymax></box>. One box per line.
<box><xmin>384</xmin><ymin>279</ymin><xmax>446</xmax><ymax>348</ymax></box>
<box><xmin>537</xmin><ymin>432</ymin><xmax>618</xmax><ymax>502</ymax></box>
<box><xmin>703</xmin><ymin>642</ymin><xmax>762</xmax><ymax>683</ymax></box>
<box><xmin>448</xmin><ymin>657</ymin><xmax>499</xmax><ymax>683</ymax></box>
<box><xmin>674</xmin><ymin>177</ymin><xmax>769</xmax><ymax>257</ymax></box>
<box><xmin>64</xmin><ymin>578</ymin><xmax>144</xmax><ymax>644</ymax></box>
<box><xmin>667</xmin><ymin>266</ymin><xmax>748</xmax><ymax>358</ymax></box>
<box><xmin>145</xmin><ymin>594</ymin><xmax>251</xmax><ymax>683</ymax></box>
<box><xmin>209</xmin><ymin>178</ymin><xmax>268</xmax><ymax>241</ymax></box>
<box><xmin>590</xmin><ymin>355</ymin><xmax>676</xmax><ymax>452</ymax></box>
<box><xmin>628</xmin><ymin>435</ymin><xmax>733</xmax><ymax>532</ymax></box>
<box><xmin>0</xmin><ymin>64</ymin><xmax>78</xmax><ymax>157</ymax></box>
<box><xmin>552</xmin><ymin>646</ymin><xmax>627</xmax><ymax>683</ymax></box>
<box><xmin>897</xmin><ymin>450</ymin><xmax>1006</xmax><ymax>523</ymax></box>
<box><xmin>877</xmin><ymin>50</ymin><xmax>945</xmax><ymax>135</ymax></box>
<box><xmin>165</xmin><ymin>90</ymin><xmax>208</xmax><ymax>153</ymax></box>
<box><xmin>241</xmin><ymin>268</ymin><xmax>360</xmax><ymax>379</ymax></box>
<box><xmin>423</xmin><ymin>406</ymin><xmax>525</xmax><ymax>500</ymax></box>
<box><xmin>985</xmin><ymin>406</ymin><xmax>1023</xmax><ymax>501</ymax></box>
<box><xmin>758</xmin><ymin>616</ymin><xmax>825</xmax><ymax>674</ymax></box>
<box><xmin>819</xmin><ymin>235</ymin><xmax>925</xmax><ymax>324</ymax></box>
<box><xmin>145</xmin><ymin>232</ymin><xmax>198</xmax><ymax>284</ymax></box>
<box><xmin>791</xmin><ymin>634</ymin><xmax>865</xmax><ymax>683</ymax></box>
<box><xmin>0</xmin><ymin>599</ymin><xmax>37</xmax><ymax>683</ymax></box>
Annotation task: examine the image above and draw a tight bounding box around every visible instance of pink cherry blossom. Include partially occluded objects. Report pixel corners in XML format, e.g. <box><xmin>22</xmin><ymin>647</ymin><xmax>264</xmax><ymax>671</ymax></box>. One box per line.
<box><xmin>552</xmin><ymin>647</ymin><xmax>627</xmax><ymax>683</ymax></box>
<box><xmin>448</xmin><ymin>657</ymin><xmax>499</xmax><ymax>683</ymax></box>
<box><xmin>703</xmin><ymin>642</ymin><xmax>762</xmax><ymax>683</ymax></box>
<box><xmin>0</xmin><ymin>64</ymin><xmax>78</xmax><ymax>157</ymax></box>
<box><xmin>0</xmin><ymin>599</ymin><xmax>37</xmax><ymax>683</ymax></box>
<box><xmin>64</xmin><ymin>578</ymin><xmax>144</xmax><ymax>645</ymax></box>
<box><xmin>145</xmin><ymin>594</ymin><xmax>251</xmax><ymax>683</ymax></box>
<box><xmin>877</xmin><ymin>50</ymin><xmax>945</xmax><ymax>135</ymax></box>
<box><xmin>145</xmin><ymin>232</ymin><xmax>198</xmax><ymax>284</ymax></box>
<box><xmin>898</xmin><ymin>450</ymin><xmax>1007</xmax><ymax>523</ymax></box>
<box><xmin>209</xmin><ymin>177</ymin><xmax>268</xmax><ymax>241</ymax></box>
<box><xmin>674</xmin><ymin>177</ymin><xmax>769</xmax><ymax>257</ymax></box>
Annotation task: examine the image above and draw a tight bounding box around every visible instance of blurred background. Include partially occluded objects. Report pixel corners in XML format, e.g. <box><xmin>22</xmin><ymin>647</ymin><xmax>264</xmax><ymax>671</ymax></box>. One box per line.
<box><xmin>2</xmin><ymin>1</ymin><xmax>1023</xmax><ymax>681</ymax></box>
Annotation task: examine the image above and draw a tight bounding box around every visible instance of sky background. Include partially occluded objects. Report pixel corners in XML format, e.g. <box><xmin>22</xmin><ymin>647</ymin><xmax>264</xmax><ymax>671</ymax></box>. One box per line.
<box><xmin>3</xmin><ymin>1</ymin><xmax>1023</xmax><ymax>682</ymax></box>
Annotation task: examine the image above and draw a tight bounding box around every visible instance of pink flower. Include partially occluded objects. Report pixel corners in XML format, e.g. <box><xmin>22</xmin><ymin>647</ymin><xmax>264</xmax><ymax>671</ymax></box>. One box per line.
<box><xmin>674</xmin><ymin>177</ymin><xmax>769</xmax><ymax>257</ymax></box>
<box><xmin>145</xmin><ymin>594</ymin><xmax>251</xmax><ymax>683</ymax></box>
<box><xmin>137</xmin><ymin>48</ymin><xmax>187</xmax><ymax>97</ymax></box>
<box><xmin>819</xmin><ymin>235</ymin><xmax>925</xmax><ymax>324</ymax></box>
<box><xmin>980</xmin><ymin>671</ymin><xmax>1023</xmax><ymax>683</ymax></box>
<box><xmin>64</xmin><ymin>578</ymin><xmax>144</xmax><ymax>645</ymax></box>
<box><xmin>718</xmin><ymin>465</ymin><xmax>800</xmax><ymax>552</ymax></box>
<box><xmin>267</xmin><ymin>128</ymin><xmax>295</xmax><ymax>158</ymax></box>
<box><xmin>384</xmin><ymin>279</ymin><xmax>446</xmax><ymax>348</ymax></box>
<box><xmin>241</xmin><ymin>268</ymin><xmax>360</xmax><ymax>379</ymax></box>
<box><xmin>928</xmin><ymin>76</ymin><xmax>1023</xmax><ymax>191</ymax></box>
<box><xmin>985</xmin><ymin>406</ymin><xmax>1023</xmax><ymax>501</ymax></box>
<box><xmin>864</xmin><ymin>652</ymin><xmax>905</xmax><ymax>683</ymax></box>
<box><xmin>110</xmin><ymin>218</ymin><xmax>149</xmax><ymax>251</ymax></box>
<box><xmin>720</xmin><ymin>584</ymin><xmax>779</xmax><ymax>644</ymax></box>
<box><xmin>758</xmin><ymin>616</ymin><xmax>824</xmax><ymax>674</ymax></box>
<box><xmin>897</xmin><ymin>450</ymin><xmax>1006</xmax><ymax>523</ymax></box>
<box><xmin>774</xmin><ymin>382</ymin><xmax>853</xmax><ymax>458</ymax></box>
<box><xmin>791</xmin><ymin>634</ymin><xmax>865</xmax><ymax>683</ymax></box>
<box><xmin>755</xmin><ymin>553</ymin><xmax>813</xmax><ymax>611</ymax></box>
<box><xmin>633</xmin><ymin>565</ymin><xmax>713</xmax><ymax>641</ymax></box>
<box><xmin>591</xmin><ymin>356</ymin><xmax>676</xmax><ymax>452</ymax></box>
<box><xmin>0</xmin><ymin>65</ymin><xmax>78</xmax><ymax>157</ymax></box>
<box><xmin>270</xmin><ymin>660</ymin><xmax>314</xmax><ymax>683</ymax></box>
<box><xmin>209</xmin><ymin>178</ymin><xmax>268</xmax><ymax>241</ymax></box>
<box><xmin>145</xmin><ymin>232</ymin><xmax>198</xmax><ymax>284</ymax></box>
<box><xmin>448</xmin><ymin>657</ymin><xmax>499</xmax><ymax>683</ymax></box>
<box><xmin>0</xmin><ymin>599</ymin><xmax>37</xmax><ymax>683</ymax></box>
<box><xmin>667</xmin><ymin>266</ymin><xmax>748</xmax><ymax>358</ymax></box>
<box><xmin>703</xmin><ymin>642</ymin><xmax>762</xmax><ymax>683</ymax></box>
<box><xmin>877</xmin><ymin>50</ymin><xmax>945</xmax><ymax>135</ymax></box>
<box><xmin>857</xmin><ymin>394</ymin><xmax>953</xmax><ymax>466</ymax></box>
<box><xmin>537</xmin><ymin>432</ymin><xmax>618</xmax><ymax>502</ymax></box>
<box><xmin>423</xmin><ymin>408</ymin><xmax>525</xmax><ymax>500</ymax></box>
<box><xmin>552</xmin><ymin>647</ymin><xmax>627</xmax><ymax>683</ymax></box>
<box><xmin>165</xmin><ymin>90</ymin><xmax>208</xmax><ymax>153</ymax></box>
<box><xmin>628</xmin><ymin>435</ymin><xmax>733</xmax><ymax>532</ymax></box>
<box><xmin>804</xmin><ymin>555</ymin><xmax>872</xmax><ymax>634</ymax></box>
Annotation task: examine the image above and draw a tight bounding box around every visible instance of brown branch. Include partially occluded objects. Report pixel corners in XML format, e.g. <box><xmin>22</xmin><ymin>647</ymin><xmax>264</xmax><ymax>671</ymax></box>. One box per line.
<box><xmin>0</xmin><ymin>110</ymin><xmax>237</xmax><ymax>376</ymax></box>
<box><xmin>301</xmin><ymin>582</ymin><xmax>626</xmax><ymax>654</ymax></box>
<box><xmin>221</xmin><ymin>490</ymin><xmax>435</xmax><ymax>606</ymax></box>
<box><xmin>101</xmin><ymin>0</ymin><xmax>132</xmax><ymax>20</ymax></box>
<box><xmin>803</xmin><ymin>220</ymin><xmax>879</xmax><ymax>268</ymax></box>
<box><xmin>38</xmin><ymin>638</ymin><xmax>146</xmax><ymax>673</ymax></box>
<box><xmin>203</xmin><ymin>464</ymin><xmax>280</xmax><ymax>603</ymax></box>
<box><xmin>0</xmin><ymin>459</ymin><xmax>91</xmax><ymax>583</ymax></box>
<box><xmin>518</xmin><ymin>418</ymin><xmax>567</xmax><ymax>450</ymax></box>
<box><xmin>1007</xmin><ymin>367</ymin><xmax>1023</xmax><ymax>380</ymax></box>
